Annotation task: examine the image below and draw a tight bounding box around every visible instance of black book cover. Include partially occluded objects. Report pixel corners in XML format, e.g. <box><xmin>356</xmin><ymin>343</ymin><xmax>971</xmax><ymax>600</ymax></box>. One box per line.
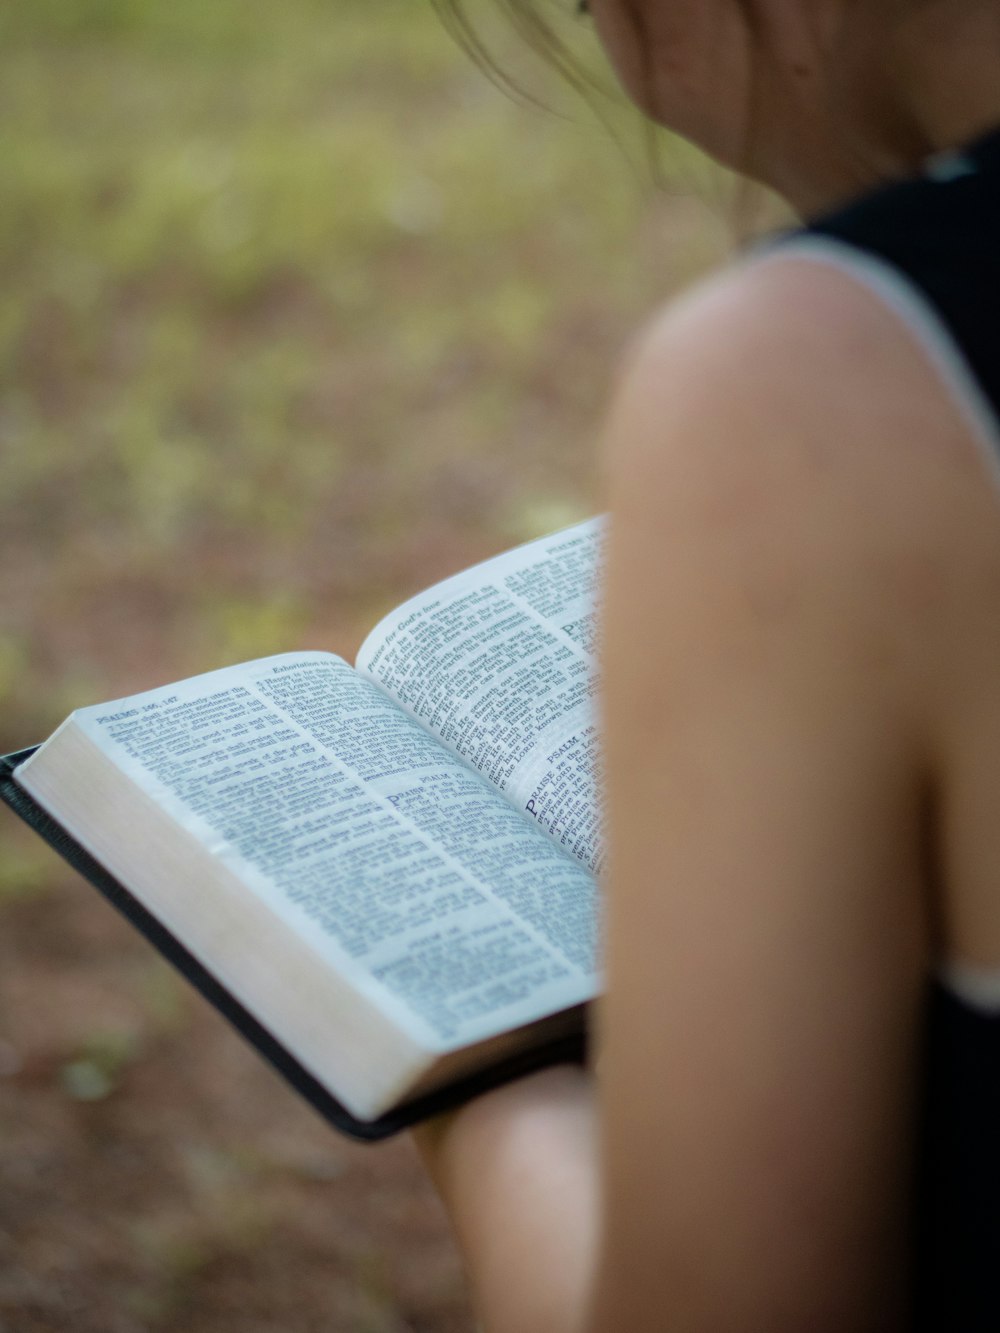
<box><xmin>0</xmin><ymin>747</ymin><xmax>586</xmax><ymax>1142</ymax></box>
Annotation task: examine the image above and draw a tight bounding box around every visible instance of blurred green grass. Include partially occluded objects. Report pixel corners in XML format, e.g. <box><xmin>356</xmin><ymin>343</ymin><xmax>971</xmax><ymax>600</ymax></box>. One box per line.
<box><xmin>0</xmin><ymin>0</ymin><xmax>731</xmax><ymax>776</ymax></box>
<box><xmin>0</xmin><ymin>7</ymin><xmax>738</xmax><ymax>1326</ymax></box>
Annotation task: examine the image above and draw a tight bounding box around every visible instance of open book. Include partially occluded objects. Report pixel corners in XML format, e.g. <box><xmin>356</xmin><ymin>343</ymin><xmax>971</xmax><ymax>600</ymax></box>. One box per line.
<box><xmin>2</xmin><ymin>519</ymin><xmax>603</xmax><ymax>1137</ymax></box>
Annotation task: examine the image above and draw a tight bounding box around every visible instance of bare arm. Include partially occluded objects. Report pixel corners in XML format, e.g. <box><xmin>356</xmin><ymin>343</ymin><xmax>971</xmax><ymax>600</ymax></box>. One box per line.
<box><xmin>417</xmin><ymin>256</ymin><xmax>964</xmax><ymax>1332</ymax></box>
<box><xmin>414</xmin><ymin>1065</ymin><xmax>598</xmax><ymax>1333</ymax></box>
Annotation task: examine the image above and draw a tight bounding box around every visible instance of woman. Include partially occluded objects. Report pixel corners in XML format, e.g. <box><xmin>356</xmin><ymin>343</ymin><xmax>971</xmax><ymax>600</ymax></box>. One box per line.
<box><xmin>415</xmin><ymin>2</ymin><xmax>1000</xmax><ymax>1329</ymax></box>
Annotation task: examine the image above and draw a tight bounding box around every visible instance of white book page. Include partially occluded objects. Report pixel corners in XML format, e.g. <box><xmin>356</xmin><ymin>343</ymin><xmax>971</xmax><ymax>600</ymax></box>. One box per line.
<box><xmin>23</xmin><ymin>654</ymin><xmax>597</xmax><ymax>1053</ymax></box>
<box><xmin>356</xmin><ymin>518</ymin><xmax>605</xmax><ymax>872</ymax></box>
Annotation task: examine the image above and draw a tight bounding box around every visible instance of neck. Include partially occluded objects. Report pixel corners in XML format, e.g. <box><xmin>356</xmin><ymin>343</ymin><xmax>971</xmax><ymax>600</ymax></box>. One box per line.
<box><xmin>894</xmin><ymin>3</ymin><xmax>1000</xmax><ymax>156</ymax></box>
<box><xmin>769</xmin><ymin>2</ymin><xmax>1000</xmax><ymax>220</ymax></box>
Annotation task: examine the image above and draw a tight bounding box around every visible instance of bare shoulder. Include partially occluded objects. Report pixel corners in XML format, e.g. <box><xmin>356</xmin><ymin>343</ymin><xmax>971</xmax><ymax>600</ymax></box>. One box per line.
<box><xmin>601</xmin><ymin>248</ymin><xmax>1000</xmax><ymax>968</ymax></box>
<box><xmin>608</xmin><ymin>248</ymin><xmax>994</xmax><ymax>496</ymax></box>
<box><xmin>602</xmin><ymin>249</ymin><xmax>1000</xmax><ymax>687</ymax></box>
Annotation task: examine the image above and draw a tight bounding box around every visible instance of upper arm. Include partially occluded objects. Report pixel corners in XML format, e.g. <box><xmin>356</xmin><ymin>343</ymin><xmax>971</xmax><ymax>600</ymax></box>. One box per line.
<box><xmin>591</xmin><ymin>258</ymin><xmax>947</xmax><ymax>1331</ymax></box>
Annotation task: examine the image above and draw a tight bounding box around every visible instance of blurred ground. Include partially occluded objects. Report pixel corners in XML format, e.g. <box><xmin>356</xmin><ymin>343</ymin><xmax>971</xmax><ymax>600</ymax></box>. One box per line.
<box><xmin>0</xmin><ymin>0</ymin><xmax>733</xmax><ymax>1328</ymax></box>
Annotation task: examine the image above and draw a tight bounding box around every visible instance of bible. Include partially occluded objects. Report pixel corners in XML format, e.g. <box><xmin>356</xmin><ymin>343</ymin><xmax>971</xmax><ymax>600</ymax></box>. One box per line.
<box><xmin>1</xmin><ymin>519</ymin><xmax>603</xmax><ymax>1139</ymax></box>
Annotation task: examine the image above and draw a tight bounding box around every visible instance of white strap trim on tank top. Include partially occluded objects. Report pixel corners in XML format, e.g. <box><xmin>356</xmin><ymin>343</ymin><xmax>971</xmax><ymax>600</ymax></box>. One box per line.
<box><xmin>938</xmin><ymin>957</ymin><xmax>1000</xmax><ymax>1015</ymax></box>
<box><xmin>752</xmin><ymin>233</ymin><xmax>1000</xmax><ymax>494</ymax></box>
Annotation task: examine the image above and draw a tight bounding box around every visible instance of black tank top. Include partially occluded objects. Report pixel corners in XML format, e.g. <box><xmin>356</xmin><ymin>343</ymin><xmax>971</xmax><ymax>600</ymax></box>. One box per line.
<box><xmin>784</xmin><ymin>125</ymin><xmax>1000</xmax><ymax>1331</ymax></box>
